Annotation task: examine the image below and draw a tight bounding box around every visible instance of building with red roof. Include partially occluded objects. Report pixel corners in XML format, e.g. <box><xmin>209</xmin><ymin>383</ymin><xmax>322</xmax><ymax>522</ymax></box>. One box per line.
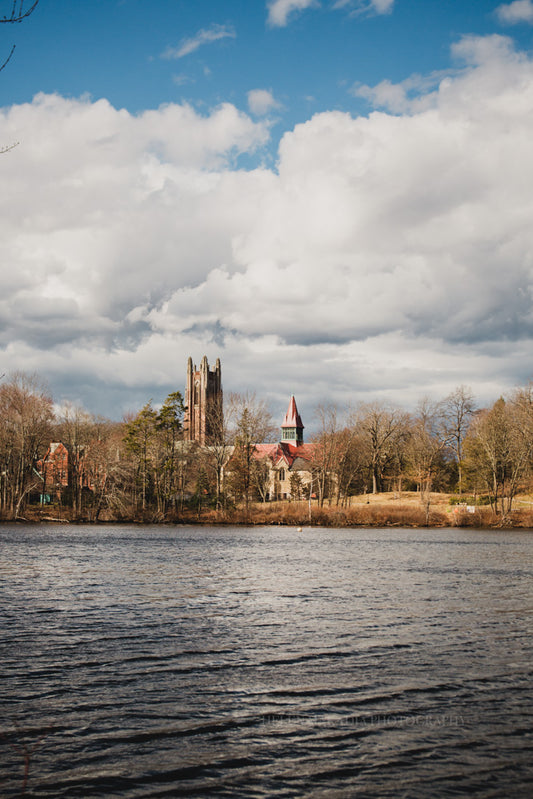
<box><xmin>253</xmin><ymin>396</ymin><xmax>315</xmax><ymax>501</ymax></box>
<box><xmin>183</xmin><ymin>358</ymin><xmax>315</xmax><ymax>502</ymax></box>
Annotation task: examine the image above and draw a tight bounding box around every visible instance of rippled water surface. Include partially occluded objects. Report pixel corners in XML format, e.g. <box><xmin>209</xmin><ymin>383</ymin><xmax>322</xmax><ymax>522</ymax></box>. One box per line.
<box><xmin>1</xmin><ymin>524</ymin><xmax>533</xmax><ymax>797</ymax></box>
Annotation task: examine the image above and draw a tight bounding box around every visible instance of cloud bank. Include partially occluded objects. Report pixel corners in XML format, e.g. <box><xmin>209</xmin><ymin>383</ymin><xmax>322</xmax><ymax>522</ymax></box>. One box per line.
<box><xmin>1</xmin><ymin>34</ymin><xmax>533</xmax><ymax>419</ymax></box>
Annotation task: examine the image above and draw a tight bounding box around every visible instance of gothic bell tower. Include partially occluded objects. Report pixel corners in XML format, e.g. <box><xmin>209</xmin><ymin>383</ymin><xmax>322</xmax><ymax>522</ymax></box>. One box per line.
<box><xmin>184</xmin><ymin>356</ymin><xmax>222</xmax><ymax>445</ymax></box>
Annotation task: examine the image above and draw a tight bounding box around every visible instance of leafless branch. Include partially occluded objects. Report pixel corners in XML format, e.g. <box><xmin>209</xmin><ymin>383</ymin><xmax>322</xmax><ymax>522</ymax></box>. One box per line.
<box><xmin>0</xmin><ymin>2</ymin><xmax>40</xmax><ymax>154</ymax></box>
<box><xmin>0</xmin><ymin>42</ymin><xmax>15</xmax><ymax>71</ymax></box>
<box><xmin>0</xmin><ymin>141</ymin><xmax>19</xmax><ymax>153</ymax></box>
<box><xmin>1</xmin><ymin>1</ymin><xmax>40</xmax><ymax>23</ymax></box>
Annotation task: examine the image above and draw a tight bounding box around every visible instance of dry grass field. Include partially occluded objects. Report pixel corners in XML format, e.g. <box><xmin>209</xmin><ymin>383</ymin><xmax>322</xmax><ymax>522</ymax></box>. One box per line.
<box><xmin>194</xmin><ymin>491</ymin><xmax>533</xmax><ymax>529</ymax></box>
<box><xmin>22</xmin><ymin>490</ymin><xmax>533</xmax><ymax>528</ymax></box>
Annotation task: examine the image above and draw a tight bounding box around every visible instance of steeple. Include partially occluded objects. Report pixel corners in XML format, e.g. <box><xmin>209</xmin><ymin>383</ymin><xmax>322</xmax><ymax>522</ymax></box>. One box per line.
<box><xmin>281</xmin><ymin>396</ymin><xmax>304</xmax><ymax>445</ymax></box>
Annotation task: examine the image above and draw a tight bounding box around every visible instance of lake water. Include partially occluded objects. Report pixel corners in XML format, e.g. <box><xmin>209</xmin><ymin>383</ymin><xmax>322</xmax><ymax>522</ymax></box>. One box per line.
<box><xmin>1</xmin><ymin>524</ymin><xmax>533</xmax><ymax>798</ymax></box>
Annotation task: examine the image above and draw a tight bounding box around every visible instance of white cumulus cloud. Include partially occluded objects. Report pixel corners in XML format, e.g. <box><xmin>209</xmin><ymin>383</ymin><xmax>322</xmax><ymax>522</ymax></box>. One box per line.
<box><xmin>247</xmin><ymin>89</ymin><xmax>282</xmax><ymax>116</ymax></box>
<box><xmin>496</xmin><ymin>0</ymin><xmax>533</xmax><ymax>24</ymax></box>
<box><xmin>2</xmin><ymin>33</ymin><xmax>533</xmax><ymax>419</ymax></box>
<box><xmin>267</xmin><ymin>0</ymin><xmax>318</xmax><ymax>27</ymax></box>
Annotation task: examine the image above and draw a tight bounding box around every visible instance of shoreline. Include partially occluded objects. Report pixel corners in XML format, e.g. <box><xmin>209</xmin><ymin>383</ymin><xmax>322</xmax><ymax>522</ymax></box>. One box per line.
<box><xmin>4</xmin><ymin>499</ymin><xmax>533</xmax><ymax>530</ymax></box>
<box><xmin>4</xmin><ymin>520</ymin><xmax>532</xmax><ymax>530</ymax></box>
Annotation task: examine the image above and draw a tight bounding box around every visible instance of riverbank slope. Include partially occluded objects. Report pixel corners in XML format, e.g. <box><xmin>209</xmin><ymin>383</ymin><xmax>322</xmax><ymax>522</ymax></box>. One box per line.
<box><xmin>10</xmin><ymin>491</ymin><xmax>533</xmax><ymax>528</ymax></box>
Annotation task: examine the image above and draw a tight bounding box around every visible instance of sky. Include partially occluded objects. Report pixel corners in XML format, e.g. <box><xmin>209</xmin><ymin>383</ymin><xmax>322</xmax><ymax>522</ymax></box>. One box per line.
<box><xmin>1</xmin><ymin>0</ymin><xmax>533</xmax><ymax>427</ymax></box>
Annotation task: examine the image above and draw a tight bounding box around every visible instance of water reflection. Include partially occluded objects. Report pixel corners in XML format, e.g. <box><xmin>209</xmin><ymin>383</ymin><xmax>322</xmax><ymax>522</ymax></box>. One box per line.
<box><xmin>1</xmin><ymin>525</ymin><xmax>533</xmax><ymax>797</ymax></box>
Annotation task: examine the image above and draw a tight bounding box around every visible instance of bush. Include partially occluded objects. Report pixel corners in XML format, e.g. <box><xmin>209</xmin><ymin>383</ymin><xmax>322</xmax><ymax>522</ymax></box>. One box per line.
<box><xmin>449</xmin><ymin>495</ymin><xmax>491</xmax><ymax>506</ymax></box>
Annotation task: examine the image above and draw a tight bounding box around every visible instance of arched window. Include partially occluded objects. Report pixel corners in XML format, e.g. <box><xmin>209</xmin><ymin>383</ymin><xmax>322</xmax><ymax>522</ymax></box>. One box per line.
<box><xmin>279</xmin><ymin>468</ymin><xmax>286</xmax><ymax>482</ymax></box>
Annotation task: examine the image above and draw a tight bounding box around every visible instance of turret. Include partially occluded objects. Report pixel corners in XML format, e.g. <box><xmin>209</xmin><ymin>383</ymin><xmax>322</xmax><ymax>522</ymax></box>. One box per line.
<box><xmin>281</xmin><ymin>396</ymin><xmax>304</xmax><ymax>445</ymax></box>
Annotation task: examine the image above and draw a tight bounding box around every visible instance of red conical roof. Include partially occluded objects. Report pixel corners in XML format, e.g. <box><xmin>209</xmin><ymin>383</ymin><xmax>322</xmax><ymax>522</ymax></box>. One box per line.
<box><xmin>281</xmin><ymin>395</ymin><xmax>304</xmax><ymax>429</ymax></box>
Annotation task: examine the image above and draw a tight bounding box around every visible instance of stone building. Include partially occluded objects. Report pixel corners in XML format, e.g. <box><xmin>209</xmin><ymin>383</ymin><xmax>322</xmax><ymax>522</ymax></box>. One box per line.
<box><xmin>183</xmin><ymin>355</ymin><xmax>223</xmax><ymax>446</ymax></box>
<box><xmin>254</xmin><ymin>396</ymin><xmax>315</xmax><ymax>501</ymax></box>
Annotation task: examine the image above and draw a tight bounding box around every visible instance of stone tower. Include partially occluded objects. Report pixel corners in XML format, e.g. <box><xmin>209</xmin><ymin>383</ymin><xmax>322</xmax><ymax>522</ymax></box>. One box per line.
<box><xmin>184</xmin><ymin>356</ymin><xmax>222</xmax><ymax>445</ymax></box>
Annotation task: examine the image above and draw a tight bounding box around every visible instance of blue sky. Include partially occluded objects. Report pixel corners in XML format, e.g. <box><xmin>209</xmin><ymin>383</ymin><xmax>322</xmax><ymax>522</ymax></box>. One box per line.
<box><xmin>8</xmin><ymin>0</ymin><xmax>530</xmax><ymax>153</ymax></box>
<box><xmin>1</xmin><ymin>0</ymin><xmax>533</xmax><ymax>424</ymax></box>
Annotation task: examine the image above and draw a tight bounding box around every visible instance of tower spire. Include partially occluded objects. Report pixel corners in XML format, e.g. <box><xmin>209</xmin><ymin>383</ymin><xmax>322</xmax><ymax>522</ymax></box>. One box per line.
<box><xmin>281</xmin><ymin>395</ymin><xmax>304</xmax><ymax>445</ymax></box>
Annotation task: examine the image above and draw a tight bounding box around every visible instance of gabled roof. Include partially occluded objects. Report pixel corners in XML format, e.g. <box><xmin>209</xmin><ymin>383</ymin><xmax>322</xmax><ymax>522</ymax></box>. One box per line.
<box><xmin>253</xmin><ymin>441</ymin><xmax>314</xmax><ymax>468</ymax></box>
<box><xmin>281</xmin><ymin>395</ymin><xmax>304</xmax><ymax>430</ymax></box>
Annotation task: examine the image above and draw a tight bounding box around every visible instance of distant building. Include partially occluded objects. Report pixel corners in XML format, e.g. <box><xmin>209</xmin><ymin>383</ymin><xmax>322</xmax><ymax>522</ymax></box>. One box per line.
<box><xmin>183</xmin><ymin>356</ymin><xmax>223</xmax><ymax>446</ymax></box>
<box><xmin>254</xmin><ymin>395</ymin><xmax>315</xmax><ymax>501</ymax></box>
<box><xmin>36</xmin><ymin>441</ymin><xmax>98</xmax><ymax>504</ymax></box>
<box><xmin>183</xmin><ymin>357</ymin><xmax>314</xmax><ymax>500</ymax></box>
<box><xmin>38</xmin><ymin>442</ymin><xmax>70</xmax><ymax>500</ymax></box>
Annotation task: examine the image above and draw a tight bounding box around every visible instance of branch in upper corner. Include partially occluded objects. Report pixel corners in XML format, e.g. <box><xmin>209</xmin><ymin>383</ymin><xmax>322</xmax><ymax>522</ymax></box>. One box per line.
<box><xmin>0</xmin><ymin>1</ymin><xmax>40</xmax><ymax>24</ymax></box>
<box><xmin>0</xmin><ymin>2</ymin><xmax>40</xmax><ymax>154</ymax></box>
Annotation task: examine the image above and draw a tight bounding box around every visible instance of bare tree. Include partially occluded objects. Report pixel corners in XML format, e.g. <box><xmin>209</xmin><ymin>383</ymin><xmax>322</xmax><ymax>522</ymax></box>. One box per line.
<box><xmin>227</xmin><ymin>392</ymin><xmax>274</xmax><ymax>517</ymax></box>
<box><xmin>81</xmin><ymin>419</ymin><xmax>125</xmax><ymax>521</ymax></box>
<box><xmin>0</xmin><ymin>371</ymin><xmax>53</xmax><ymax>518</ymax></box>
<box><xmin>311</xmin><ymin>403</ymin><xmax>366</xmax><ymax>507</ymax></box>
<box><xmin>311</xmin><ymin>404</ymin><xmax>341</xmax><ymax>507</ymax></box>
<box><xmin>203</xmin><ymin>394</ymin><xmax>234</xmax><ymax>510</ymax></box>
<box><xmin>406</xmin><ymin>398</ymin><xmax>449</xmax><ymax>524</ymax></box>
<box><xmin>357</xmin><ymin>402</ymin><xmax>410</xmax><ymax>494</ymax></box>
<box><xmin>440</xmin><ymin>386</ymin><xmax>476</xmax><ymax>494</ymax></box>
<box><xmin>464</xmin><ymin>395</ymin><xmax>533</xmax><ymax>518</ymax></box>
<box><xmin>251</xmin><ymin>455</ymin><xmax>271</xmax><ymax>503</ymax></box>
<box><xmin>332</xmin><ymin>419</ymin><xmax>367</xmax><ymax>506</ymax></box>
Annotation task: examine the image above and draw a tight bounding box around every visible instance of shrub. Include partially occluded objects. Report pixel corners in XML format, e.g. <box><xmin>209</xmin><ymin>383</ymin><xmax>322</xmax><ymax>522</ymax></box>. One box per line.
<box><xmin>449</xmin><ymin>495</ymin><xmax>491</xmax><ymax>506</ymax></box>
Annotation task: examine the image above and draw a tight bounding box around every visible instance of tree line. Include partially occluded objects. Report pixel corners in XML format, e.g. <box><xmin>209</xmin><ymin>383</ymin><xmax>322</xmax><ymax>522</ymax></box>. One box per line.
<box><xmin>0</xmin><ymin>374</ymin><xmax>274</xmax><ymax>521</ymax></box>
<box><xmin>1</xmin><ymin>371</ymin><xmax>533</xmax><ymax>522</ymax></box>
<box><xmin>310</xmin><ymin>386</ymin><xmax>533</xmax><ymax>520</ymax></box>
